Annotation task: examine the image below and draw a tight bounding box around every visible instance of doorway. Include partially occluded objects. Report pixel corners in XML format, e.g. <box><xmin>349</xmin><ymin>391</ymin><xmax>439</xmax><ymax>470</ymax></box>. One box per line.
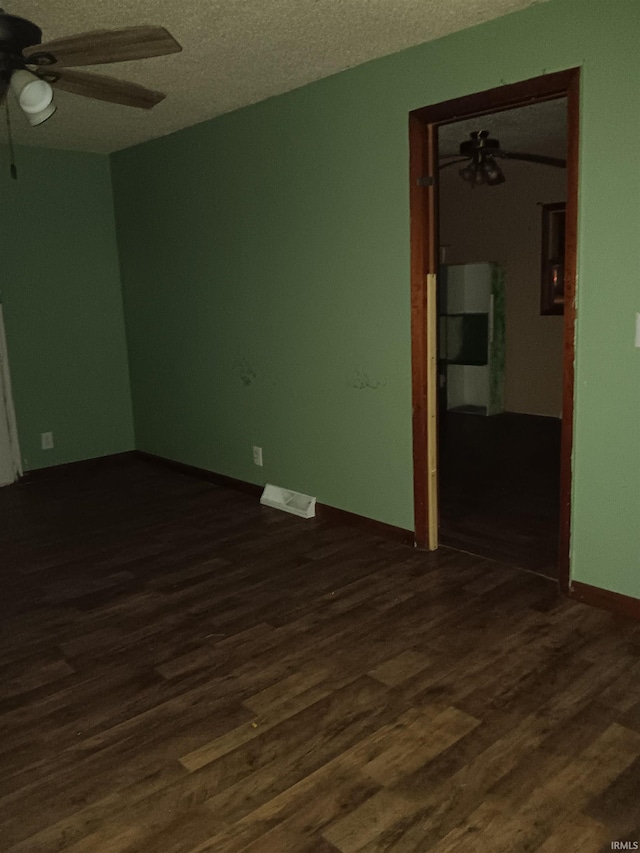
<box><xmin>409</xmin><ymin>69</ymin><xmax>579</xmax><ymax>591</ymax></box>
<box><xmin>437</xmin><ymin>100</ymin><xmax>566</xmax><ymax>578</ymax></box>
<box><xmin>0</xmin><ymin>305</ymin><xmax>22</xmax><ymax>487</ymax></box>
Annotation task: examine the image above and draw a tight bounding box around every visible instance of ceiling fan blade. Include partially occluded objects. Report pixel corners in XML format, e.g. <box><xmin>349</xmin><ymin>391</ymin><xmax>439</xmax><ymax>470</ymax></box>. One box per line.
<box><xmin>24</xmin><ymin>26</ymin><xmax>181</xmax><ymax>68</ymax></box>
<box><xmin>438</xmin><ymin>158</ymin><xmax>469</xmax><ymax>170</ymax></box>
<box><xmin>39</xmin><ymin>69</ymin><xmax>165</xmax><ymax>109</ymax></box>
<box><xmin>495</xmin><ymin>151</ymin><xmax>567</xmax><ymax>168</ymax></box>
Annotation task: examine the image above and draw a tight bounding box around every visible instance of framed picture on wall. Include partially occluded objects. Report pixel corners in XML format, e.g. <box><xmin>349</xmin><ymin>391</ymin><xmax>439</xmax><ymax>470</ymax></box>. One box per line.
<box><xmin>540</xmin><ymin>201</ymin><xmax>566</xmax><ymax>315</ymax></box>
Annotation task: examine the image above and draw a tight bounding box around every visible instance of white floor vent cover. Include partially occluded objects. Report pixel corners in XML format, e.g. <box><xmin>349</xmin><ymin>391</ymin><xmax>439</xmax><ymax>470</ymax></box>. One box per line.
<box><xmin>260</xmin><ymin>484</ymin><xmax>316</xmax><ymax>519</ymax></box>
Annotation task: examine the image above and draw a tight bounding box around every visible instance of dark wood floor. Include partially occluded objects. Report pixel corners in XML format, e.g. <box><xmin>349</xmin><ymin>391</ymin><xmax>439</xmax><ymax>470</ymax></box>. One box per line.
<box><xmin>1</xmin><ymin>455</ymin><xmax>639</xmax><ymax>852</ymax></box>
<box><xmin>439</xmin><ymin>411</ymin><xmax>561</xmax><ymax>577</ymax></box>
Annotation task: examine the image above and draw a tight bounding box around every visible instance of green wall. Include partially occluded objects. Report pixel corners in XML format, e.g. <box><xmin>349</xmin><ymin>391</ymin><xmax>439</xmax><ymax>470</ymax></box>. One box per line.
<box><xmin>111</xmin><ymin>0</ymin><xmax>640</xmax><ymax>598</ymax></box>
<box><xmin>0</xmin><ymin>145</ymin><xmax>134</xmax><ymax>470</ymax></box>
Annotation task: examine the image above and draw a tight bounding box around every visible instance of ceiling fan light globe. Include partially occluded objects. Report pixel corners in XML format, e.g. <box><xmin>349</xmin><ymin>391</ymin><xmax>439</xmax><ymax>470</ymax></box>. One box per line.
<box><xmin>484</xmin><ymin>157</ymin><xmax>505</xmax><ymax>184</ymax></box>
<box><xmin>487</xmin><ymin>171</ymin><xmax>505</xmax><ymax>186</ymax></box>
<box><xmin>459</xmin><ymin>164</ymin><xmax>474</xmax><ymax>183</ymax></box>
<box><xmin>20</xmin><ymin>79</ymin><xmax>53</xmax><ymax>113</ymax></box>
<box><xmin>27</xmin><ymin>101</ymin><xmax>57</xmax><ymax>126</ymax></box>
<box><xmin>10</xmin><ymin>69</ymin><xmax>54</xmax><ymax>114</ymax></box>
<box><xmin>484</xmin><ymin>157</ymin><xmax>498</xmax><ymax>177</ymax></box>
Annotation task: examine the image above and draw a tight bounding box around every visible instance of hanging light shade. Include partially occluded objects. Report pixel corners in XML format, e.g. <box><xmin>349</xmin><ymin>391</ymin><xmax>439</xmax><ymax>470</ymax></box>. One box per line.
<box><xmin>459</xmin><ymin>162</ymin><xmax>475</xmax><ymax>183</ymax></box>
<box><xmin>27</xmin><ymin>102</ymin><xmax>57</xmax><ymax>126</ymax></box>
<box><xmin>484</xmin><ymin>156</ymin><xmax>505</xmax><ymax>186</ymax></box>
<box><xmin>10</xmin><ymin>69</ymin><xmax>54</xmax><ymax>116</ymax></box>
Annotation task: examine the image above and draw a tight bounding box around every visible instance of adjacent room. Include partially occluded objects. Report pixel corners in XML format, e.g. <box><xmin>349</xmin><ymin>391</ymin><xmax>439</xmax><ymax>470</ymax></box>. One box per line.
<box><xmin>1</xmin><ymin>0</ymin><xmax>639</xmax><ymax>850</ymax></box>
<box><xmin>437</xmin><ymin>100</ymin><xmax>568</xmax><ymax>577</ymax></box>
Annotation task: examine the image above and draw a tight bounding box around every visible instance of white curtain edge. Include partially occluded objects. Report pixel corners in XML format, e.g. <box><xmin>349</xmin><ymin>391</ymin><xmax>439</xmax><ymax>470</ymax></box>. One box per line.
<box><xmin>0</xmin><ymin>304</ymin><xmax>23</xmax><ymax>481</ymax></box>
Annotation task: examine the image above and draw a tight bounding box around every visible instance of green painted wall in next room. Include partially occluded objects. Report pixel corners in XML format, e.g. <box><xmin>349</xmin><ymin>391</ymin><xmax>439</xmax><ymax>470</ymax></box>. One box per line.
<box><xmin>111</xmin><ymin>0</ymin><xmax>640</xmax><ymax>598</ymax></box>
<box><xmin>0</xmin><ymin>145</ymin><xmax>134</xmax><ymax>470</ymax></box>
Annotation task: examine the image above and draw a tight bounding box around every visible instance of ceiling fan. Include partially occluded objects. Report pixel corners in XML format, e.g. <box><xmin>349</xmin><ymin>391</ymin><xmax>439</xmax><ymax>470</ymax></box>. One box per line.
<box><xmin>0</xmin><ymin>8</ymin><xmax>182</xmax><ymax>128</ymax></box>
<box><xmin>440</xmin><ymin>130</ymin><xmax>566</xmax><ymax>187</ymax></box>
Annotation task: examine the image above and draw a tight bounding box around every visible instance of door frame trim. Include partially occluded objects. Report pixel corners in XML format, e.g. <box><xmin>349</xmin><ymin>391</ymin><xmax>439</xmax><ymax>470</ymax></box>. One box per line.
<box><xmin>409</xmin><ymin>68</ymin><xmax>580</xmax><ymax>591</ymax></box>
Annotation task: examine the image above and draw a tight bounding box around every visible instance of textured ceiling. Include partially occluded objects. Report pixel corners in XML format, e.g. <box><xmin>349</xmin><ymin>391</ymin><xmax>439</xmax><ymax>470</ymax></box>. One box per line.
<box><xmin>1</xmin><ymin>0</ymin><xmax>549</xmax><ymax>154</ymax></box>
<box><xmin>439</xmin><ymin>98</ymin><xmax>568</xmax><ymax>159</ymax></box>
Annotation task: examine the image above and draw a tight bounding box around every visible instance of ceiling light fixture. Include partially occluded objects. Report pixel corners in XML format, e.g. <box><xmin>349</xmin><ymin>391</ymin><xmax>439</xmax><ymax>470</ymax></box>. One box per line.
<box><xmin>483</xmin><ymin>156</ymin><xmax>505</xmax><ymax>186</ymax></box>
<box><xmin>459</xmin><ymin>155</ymin><xmax>505</xmax><ymax>187</ymax></box>
<box><xmin>26</xmin><ymin>101</ymin><xmax>56</xmax><ymax>126</ymax></box>
<box><xmin>10</xmin><ymin>68</ymin><xmax>56</xmax><ymax>125</ymax></box>
<box><xmin>442</xmin><ymin>129</ymin><xmax>566</xmax><ymax>186</ymax></box>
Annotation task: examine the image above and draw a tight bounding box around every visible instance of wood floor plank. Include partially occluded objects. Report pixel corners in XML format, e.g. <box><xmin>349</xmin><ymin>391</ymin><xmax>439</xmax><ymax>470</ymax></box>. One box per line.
<box><xmin>361</xmin><ymin>705</ymin><xmax>480</xmax><ymax>786</ymax></box>
<box><xmin>1</xmin><ymin>455</ymin><xmax>640</xmax><ymax>852</ymax></box>
<box><xmin>368</xmin><ymin>650</ymin><xmax>431</xmax><ymax>688</ymax></box>
<box><xmin>0</xmin><ymin>655</ymin><xmax>75</xmax><ymax>700</ymax></box>
<box><xmin>534</xmin><ymin>814</ymin><xmax>609</xmax><ymax>853</ymax></box>
<box><xmin>431</xmin><ymin>722</ymin><xmax>640</xmax><ymax>853</ymax></box>
<box><xmin>322</xmin><ymin>789</ymin><xmax>418</xmax><ymax>853</ymax></box>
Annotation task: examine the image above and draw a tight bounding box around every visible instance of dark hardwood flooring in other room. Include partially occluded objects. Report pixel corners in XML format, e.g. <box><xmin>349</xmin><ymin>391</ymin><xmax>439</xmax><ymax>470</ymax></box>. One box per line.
<box><xmin>439</xmin><ymin>411</ymin><xmax>562</xmax><ymax>578</ymax></box>
<box><xmin>1</xmin><ymin>455</ymin><xmax>640</xmax><ymax>852</ymax></box>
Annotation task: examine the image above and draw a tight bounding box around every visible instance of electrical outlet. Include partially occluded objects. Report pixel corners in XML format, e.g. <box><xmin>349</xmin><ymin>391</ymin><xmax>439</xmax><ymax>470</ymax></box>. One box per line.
<box><xmin>41</xmin><ymin>431</ymin><xmax>54</xmax><ymax>450</ymax></box>
<box><xmin>253</xmin><ymin>445</ymin><xmax>263</xmax><ymax>467</ymax></box>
